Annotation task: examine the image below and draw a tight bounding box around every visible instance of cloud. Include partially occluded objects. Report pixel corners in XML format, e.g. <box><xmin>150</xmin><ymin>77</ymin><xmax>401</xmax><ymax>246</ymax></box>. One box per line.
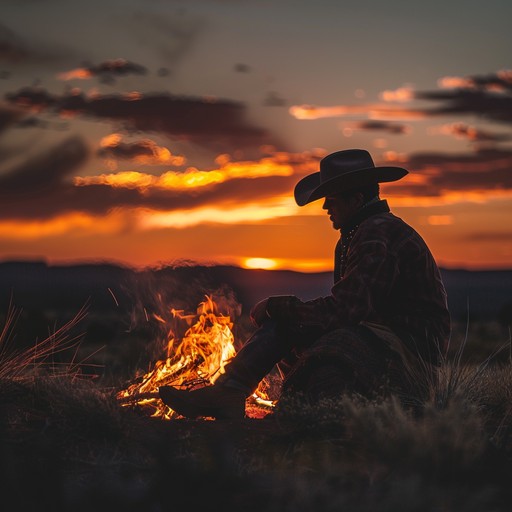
<box><xmin>263</xmin><ymin>91</ymin><xmax>287</xmax><ymax>107</ymax></box>
<box><xmin>57</xmin><ymin>59</ymin><xmax>147</xmax><ymax>83</ymax></box>
<box><xmin>411</xmin><ymin>70</ymin><xmax>512</xmax><ymax>124</ymax></box>
<box><xmin>431</xmin><ymin>122</ymin><xmax>512</xmax><ymax>144</ymax></box>
<box><xmin>342</xmin><ymin>120</ymin><xmax>410</xmax><ymax>135</ymax></box>
<box><xmin>0</xmin><ymin>147</ymin><xmax>318</xmax><ymax>222</ymax></box>
<box><xmin>438</xmin><ymin>70</ymin><xmax>512</xmax><ymax>93</ymax></box>
<box><xmin>290</xmin><ymin>69</ymin><xmax>512</xmax><ymax>126</ymax></box>
<box><xmin>289</xmin><ymin>102</ymin><xmax>428</xmax><ymax>121</ymax></box>
<box><xmin>233</xmin><ymin>63</ymin><xmax>251</xmax><ymax>73</ymax></box>
<box><xmin>379</xmin><ymin>86</ymin><xmax>415</xmax><ymax>102</ymax></box>
<box><xmin>383</xmin><ymin>147</ymin><xmax>512</xmax><ymax>198</ymax></box>
<box><xmin>0</xmin><ymin>136</ymin><xmax>89</xmax><ymax>197</ymax></box>
<box><xmin>5</xmin><ymin>86</ymin><xmax>274</xmax><ymax>151</ymax></box>
<box><xmin>414</xmin><ymin>88</ymin><xmax>512</xmax><ymax>124</ymax></box>
<box><xmin>97</xmin><ymin>134</ymin><xmax>186</xmax><ymax>166</ymax></box>
<box><xmin>76</xmin><ymin>156</ymin><xmax>295</xmax><ymax>191</ymax></box>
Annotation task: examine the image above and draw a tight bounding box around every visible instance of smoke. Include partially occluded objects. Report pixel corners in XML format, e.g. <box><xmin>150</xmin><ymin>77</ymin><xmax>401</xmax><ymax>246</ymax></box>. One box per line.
<box><xmin>121</xmin><ymin>265</ymin><xmax>244</xmax><ymax>363</ymax></box>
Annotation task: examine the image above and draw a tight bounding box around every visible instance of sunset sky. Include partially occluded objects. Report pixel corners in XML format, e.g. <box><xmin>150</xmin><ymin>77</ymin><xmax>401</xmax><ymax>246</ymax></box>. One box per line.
<box><xmin>1</xmin><ymin>0</ymin><xmax>512</xmax><ymax>272</ymax></box>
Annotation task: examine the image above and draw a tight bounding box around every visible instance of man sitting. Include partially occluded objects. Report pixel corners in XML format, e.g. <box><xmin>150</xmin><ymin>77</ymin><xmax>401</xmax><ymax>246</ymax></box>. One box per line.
<box><xmin>159</xmin><ymin>149</ymin><xmax>451</xmax><ymax>419</ymax></box>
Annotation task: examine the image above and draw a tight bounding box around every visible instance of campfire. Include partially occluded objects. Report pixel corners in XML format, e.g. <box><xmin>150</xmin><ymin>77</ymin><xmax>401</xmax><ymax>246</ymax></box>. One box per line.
<box><xmin>118</xmin><ymin>296</ymin><xmax>275</xmax><ymax>419</ymax></box>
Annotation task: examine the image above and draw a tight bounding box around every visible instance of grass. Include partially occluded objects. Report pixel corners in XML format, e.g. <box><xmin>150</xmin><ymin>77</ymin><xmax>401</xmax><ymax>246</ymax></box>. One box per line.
<box><xmin>1</xmin><ymin>307</ymin><xmax>512</xmax><ymax>511</ymax></box>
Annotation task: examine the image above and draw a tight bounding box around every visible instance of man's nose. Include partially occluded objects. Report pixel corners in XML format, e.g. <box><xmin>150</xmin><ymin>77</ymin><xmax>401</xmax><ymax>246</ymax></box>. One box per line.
<box><xmin>322</xmin><ymin>198</ymin><xmax>329</xmax><ymax>210</ymax></box>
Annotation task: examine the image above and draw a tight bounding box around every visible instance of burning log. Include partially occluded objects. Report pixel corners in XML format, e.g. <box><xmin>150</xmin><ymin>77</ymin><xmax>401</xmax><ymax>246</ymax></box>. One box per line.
<box><xmin>118</xmin><ymin>295</ymin><xmax>275</xmax><ymax>419</ymax></box>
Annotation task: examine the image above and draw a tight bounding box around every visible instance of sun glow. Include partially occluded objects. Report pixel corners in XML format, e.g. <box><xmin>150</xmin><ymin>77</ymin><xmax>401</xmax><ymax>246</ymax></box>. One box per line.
<box><xmin>0</xmin><ymin>212</ymin><xmax>127</xmax><ymax>239</ymax></box>
<box><xmin>243</xmin><ymin>257</ymin><xmax>278</xmax><ymax>270</ymax></box>
<box><xmin>137</xmin><ymin>198</ymin><xmax>299</xmax><ymax>229</ymax></box>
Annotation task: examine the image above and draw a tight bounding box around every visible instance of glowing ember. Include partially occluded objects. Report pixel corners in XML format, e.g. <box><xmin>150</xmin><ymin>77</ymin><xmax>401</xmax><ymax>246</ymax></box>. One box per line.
<box><xmin>118</xmin><ymin>296</ymin><xmax>275</xmax><ymax>419</ymax></box>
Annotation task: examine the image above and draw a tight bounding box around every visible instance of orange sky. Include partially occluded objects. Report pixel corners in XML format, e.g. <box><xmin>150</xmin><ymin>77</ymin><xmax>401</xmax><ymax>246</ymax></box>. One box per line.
<box><xmin>1</xmin><ymin>1</ymin><xmax>511</xmax><ymax>271</ymax></box>
<box><xmin>1</xmin><ymin>151</ymin><xmax>511</xmax><ymax>271</ymax></box>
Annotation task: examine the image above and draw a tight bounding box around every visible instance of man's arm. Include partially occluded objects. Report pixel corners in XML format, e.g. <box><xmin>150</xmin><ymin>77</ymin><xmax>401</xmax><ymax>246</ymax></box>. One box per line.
<box><xmin>264</xmin><ymin>225</ymin><xmax>400</xmax><ymax>331</ymax></box>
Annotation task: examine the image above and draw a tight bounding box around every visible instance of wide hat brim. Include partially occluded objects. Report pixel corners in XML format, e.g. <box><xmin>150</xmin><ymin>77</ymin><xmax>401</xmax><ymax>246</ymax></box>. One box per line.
<box><xmin>294</xmin><ymin>151</ymin><xmax>408</xmax><ymax>206</ymax></box>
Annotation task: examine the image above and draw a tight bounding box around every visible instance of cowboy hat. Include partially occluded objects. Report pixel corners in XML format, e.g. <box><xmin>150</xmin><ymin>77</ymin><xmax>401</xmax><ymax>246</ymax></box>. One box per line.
<box><xmin>294</xmin><ymin>149</ymin><xmax>408</xmax><ymax>206</ymax></box>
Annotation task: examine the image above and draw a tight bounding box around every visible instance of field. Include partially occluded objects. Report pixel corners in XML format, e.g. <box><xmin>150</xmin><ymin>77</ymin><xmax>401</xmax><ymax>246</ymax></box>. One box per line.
<box><xmin>1</xmin><ymin>315</ymin><xmax>512</xmax><ymax>511</ymax></box>
<box><xmin>1</xmin><ymin>262</ymin><xmax>511</xmax><ymax>511</ymax></box>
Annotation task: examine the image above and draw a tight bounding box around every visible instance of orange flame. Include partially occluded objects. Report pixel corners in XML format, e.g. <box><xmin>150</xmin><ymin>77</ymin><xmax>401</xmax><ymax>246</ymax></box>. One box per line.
<box><xmin>118</xmin><ymin>296</ymin><xmax>274</xmax><ymax>419</ymax></box>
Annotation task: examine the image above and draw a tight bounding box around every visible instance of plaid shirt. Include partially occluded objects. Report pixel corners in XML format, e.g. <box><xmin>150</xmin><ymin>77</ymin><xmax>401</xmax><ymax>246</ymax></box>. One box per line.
<box><xmin>269</xmin><ymin>200</ymin><xmax>451</xmax><ymax>360</ymax></box>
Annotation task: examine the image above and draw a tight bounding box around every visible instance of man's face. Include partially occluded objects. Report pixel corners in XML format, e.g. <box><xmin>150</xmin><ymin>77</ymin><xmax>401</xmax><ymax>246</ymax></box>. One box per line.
<box><xmin>322</xmin><ymin>193</ymin><xmax>362</xmax><ymax>230</ymax></box>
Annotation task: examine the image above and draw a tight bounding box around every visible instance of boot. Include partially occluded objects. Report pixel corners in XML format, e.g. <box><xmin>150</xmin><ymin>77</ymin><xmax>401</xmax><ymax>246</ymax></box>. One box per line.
<box><xmin>159</xmin><ymin>384</ymin><xmax>247</xmax><ymax>420</ymax></box>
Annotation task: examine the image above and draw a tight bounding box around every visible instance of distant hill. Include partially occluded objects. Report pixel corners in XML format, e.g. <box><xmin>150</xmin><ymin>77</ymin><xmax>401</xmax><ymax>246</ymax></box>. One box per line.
<box><xmin>1</xmin><ymin>260</ymin><xmax>510</xmax><ymax>379</ymax></box>
<box><xmin>0</xmin><ymin>260</ymin><xmax>510</xmax><ymax>322</ymax></box>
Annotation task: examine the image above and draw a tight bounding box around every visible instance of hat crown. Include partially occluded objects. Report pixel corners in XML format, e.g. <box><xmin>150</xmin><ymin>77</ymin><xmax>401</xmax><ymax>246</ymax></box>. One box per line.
<box><xmin>320</xmin><ymin>149</ymin><xmax>375</xmax><ymax>183</ymax></box>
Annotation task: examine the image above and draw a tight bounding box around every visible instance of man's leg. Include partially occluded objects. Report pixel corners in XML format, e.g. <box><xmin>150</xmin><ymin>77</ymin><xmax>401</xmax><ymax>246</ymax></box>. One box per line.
<box><xmin>215</xmin><ymin>319</ymin><xmax>297</xmax><ymax>394</ymax></box>
<box><xmin>279</xmin><ymin>325</ymin><xmax>404</xmax><ymax>402</ymax></box>
<box><xmin>159</xmin><ymin>319</ymin><xmax>295</xmax><ymax>419</ymax></box>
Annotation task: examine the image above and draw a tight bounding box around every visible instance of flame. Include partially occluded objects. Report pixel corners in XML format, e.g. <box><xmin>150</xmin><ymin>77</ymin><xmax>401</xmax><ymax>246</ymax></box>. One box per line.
<box><xmin>118</xmin><ymin>296</ymin><xmax>274</xmax><ymax>419</ymax></box>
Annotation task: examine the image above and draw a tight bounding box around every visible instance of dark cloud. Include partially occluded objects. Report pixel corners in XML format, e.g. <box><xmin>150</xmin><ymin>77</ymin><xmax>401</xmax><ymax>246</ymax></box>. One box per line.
<box><xmin>384</xmin><ymin>147</ymin><xmax>512</xmax><ymax>197</ymax></box>
<box><xmin>346</xmin><ymin>120</ymin><xmax>409</xmax><ymax>135</ymax></box>
<box><xmin>263</xmin><ymin>91</ymin><xmax>287</xmax><ymax>107</ymax></box>
<box><xmin>439</xmin><ymin>122</ymin><xmax>511</xmax><ymax>144</ymax></box>
<box><xmin>414</xmin><ymin>71</ymin><xmax>512</xmax><ymax>124</ymax></box>
<box><xmin>97</xmin><ymin>137</ymin><xmax>185</xmax><ymax>164</ymax></box>
<box><xmin>234</xmin><ymin>63</ymin><xmax>251</xmax><ymax>73</ymax></box>
<box><xmin>0</xmin><ymin>130</ymin><xmax>306</xmax><ymax>221</ymax></box>
<box><xmin>0</xmin><ymin>162</ymin><xmax>297</xmax><ymax>221</ymax></box>
<box><xmin>69</xmin><ymin>173</ymin><xmax>297</xmax><ymax>218</ymax></box>
<box><xmin>88</xmin><ymin>59</ymin><xmax>146</xmax><ymax>77</ymax></box>
<box><xmin>5</xmin><ymin>87</ymin><xmax>274</xmax><ymax>151</ymax></box>
<box><xmin>98</xmin><ymin>140</ymin><xmax>160</xmax><ymax>160</ymax></box>
<box><xmin>0</xmin><ymin>136</ymin><xmax>89</xmax><ymax>197</ymax></box>
<box><xmin>447</xmin><ymin>71</ymin><xmax>512</xmax><ymax>92</ymax></box>
<box><xmin>59</xmin><ymin>59</ymin><xmax>147</xmax><ymax>84</ymax></box>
